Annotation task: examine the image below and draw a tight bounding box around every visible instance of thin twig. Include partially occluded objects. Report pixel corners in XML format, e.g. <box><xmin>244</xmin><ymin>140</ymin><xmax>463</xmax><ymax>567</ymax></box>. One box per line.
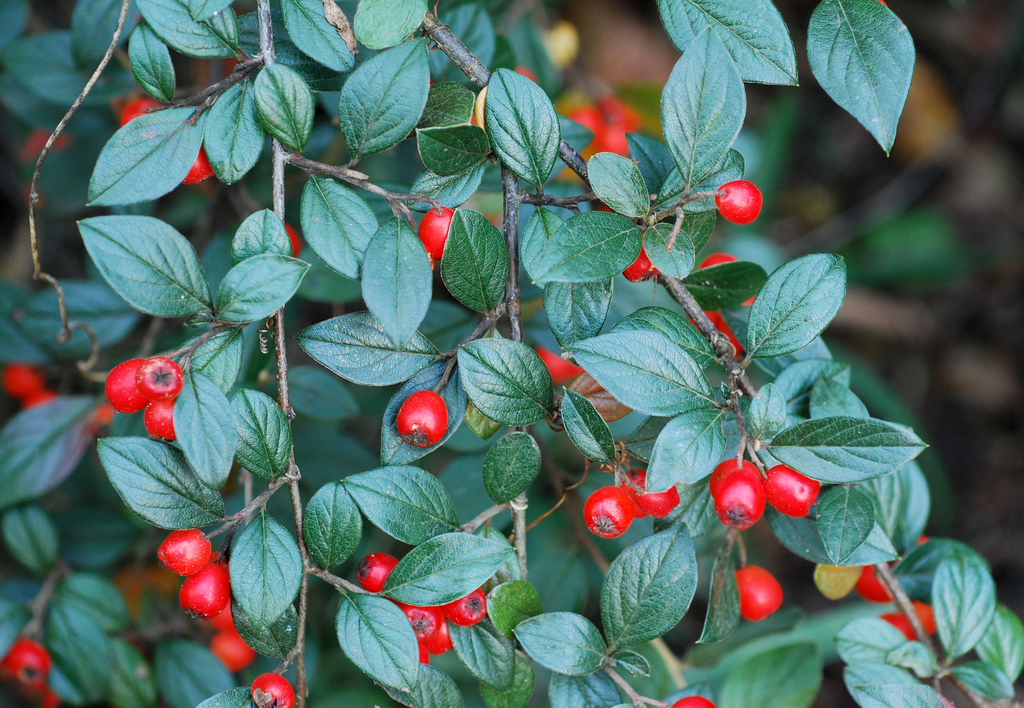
<box><xmin>602</xmin><ymin>664</ymin><xmax>668</xmax><ymax>708</ymax></box>
<box><xmin>459</xmin><ymin>504</ymin><xmax>510</xmax><ymax>533</ymax></box>
<box><xmin>21</xmin><ymin>561</ymin><xmax>69</xmax><ymax>640</ymax></box>
<box><xmin>874</xmin><ymin>563</ymin><xmax>939</xmax><ymax>657</ymax></box>
<box><xmin>168</xmin><ymin>54</ymin><xmax>265</xmax><ymax>115</ymax></box>
<box><xmin>519</xmin><ymin>190</ymin><xmax>597</xmax><ymax>207</ymax></box>
<box><xmin>204</xmin><ymin>476</ymin><xmax>290</xmax><ymax>541</ymax></box>
<box><xmin>310</xmin><ymin>567</ymin><xmax>368</xmax><ymax>595</ymax></box>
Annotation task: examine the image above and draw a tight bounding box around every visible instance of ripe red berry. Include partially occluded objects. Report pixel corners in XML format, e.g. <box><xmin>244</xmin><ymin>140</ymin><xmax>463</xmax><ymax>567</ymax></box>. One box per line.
<box><xmin>418</xmin><ymin>641</ymin><xmax>429</xmax><ymax>664</ymax></box>
<box><xmin>622</xmin><ymin>246</ymin><xmax>659</xmax><ymax>283</ymax></box>
<box><xmin>284</xmin><ymin>223</ymin><xmax>303</xmax><ymax>258</ymax></box>
<box><xmin>914</xmin><ymin>601</ymin><xmax>936</xmax><ymax>635</ymax></box>
<box><xmin>735</xmin><ymin>565</ymin><xmax>783</xmax><ymax>621</ymax></box>
<box><xmin>251</xmin><ymin>673</ymin><xmax>295</xmax><ymax>708</ymax></box>
<box><xmin>671</xmin><ymin>698</ymin><xmax>717</xmax><ymax>708</ymax></box>
<box><xmin>881</xmin><ymin>612</ymin><xmax>915</xmax><ymax>641</ymax></box>
<box><xmin>442</xmin><ymin>588</ymin><xmax>487</xmax><ymax>626</ymax></box>
<box><xmin>398</xmin><ymin>604</ymin><xmax>443</xmax><ymax>640</ymax></box>
<box><xmin>421</xmin><ymin>618</ymin><xmax>453</xmax><ymax>655</ymax></box>
<box><xmin>597</xmin><ymin>95</ymin><xmax>641</xmax><ymax>156</ymax></box>
<box><xmin>715</xmin><ymin>180</ymin><xmax>762</xmax><ymax>225</ymax></box>
<box><xmin>396</xmin><ymin>390</ymin><xmax>448</xmax><ymax>448</ymax></box>
<box><xmin>356</xmin><ymin>553</ymin><xmax>399</xmax><ymax>593</ymax></box>
<box><xmin>209</xmin><ymin>603</ymin><xmax>235</xmax><ymax>632</ymax></box>
<box><xmin>179</xmin><ymin>563</ymin><xmax>231</xmax><ymax>620</ymax></box>
<box><xmin>41</xmin><ymin>688</ymin><xmax>61</xmax><ymax>708</ymax></box>
<box><xmin>637</xmin><ymin>485</ymin><xmax>681</xmax><ymax>519</ymax></box>
<box><xmin>855</xmin><ymin>565</ymin><xmax>892</xmax><ymax>603</ymax></box>
<box><xmin>135</xmin><ymin>356</ymin><xmax>183</xmax><ymax>401</ymax></box>
<box><xmin>535</xmin><ymin>347</ymin><xmax>584</xmax><ymax>386</ymax></box>
<box><xmin>105</xmin><ymin>359</ymin><xmax>148</xmax><ymax>414</ymax></box>
<box><xmin>709</xmin><ymin>459</ymin><xmax>759</xmax><ymax>498</ymax></box>
<box><xmin>144</xmin><ymin>399</ymin><xmax>177</xmax><ymax>441</ymax></box>
<box><xmin>514</xmin><ymin>65</ymin><xmax>538</xmax><ymax>82</ymax></box>
<box><xmin>22</xmin><ymin>389</ymin><xmax>56</xmax><ymax>409</ymax></box>
<box><xmin>618</xmin><ymin>469</ymin><xmax>648</xmax><ymax>519</ymax></box>
<box><xmin>119</xmin><ymin>97</ymin><xmax>161</xmax><ymax>126</ymax></box>
<box><xmin>763</xmin><ymin>465</ymin><xmax>820</xmax><ymax>517</ymax></box>
<box><xmin>158</xmin><ymin>529</ymin><xmax>212</xmax><ymax>577</ymax></box>
<box><xmin>567</xmin><ymin>105</ymin><xmax>605</xmax><ymax>152</ymax></box>
<box><xmin>183</xmin><ymin>147</ymin><xmax>215</xmax><ymax>185</ymax></box>
<box><xmin>584</xmin><ymin>486</ymin><xmax>635</xmax><ymax>539</ymax></box>
<box><xmin>417</xmin><ymin>206</ymin><xmax>455</xmax><ymax>262</ymax></box>
<box><xmin>711</xmin><ymin>463</ymin><xmax>765</xmax><ymax>530</ymax></box>
<box><xmin>0</xmin><ymin>637</ymin><xmax>51</xmax><ymax>687</ymax></box>
<box><xmin>210</xmin><ymin>628</ymin><xmax>257</xmax><ymax>672</ymax></box>
<box><xmin>698</xmin><ymin>253</ymin><xmax>738</xmax><ymax>269</ymax></box>
<box><xmin>2</xmin><ymin>364</ymin><xmax>45</xmax><ymax>399</ymax></box>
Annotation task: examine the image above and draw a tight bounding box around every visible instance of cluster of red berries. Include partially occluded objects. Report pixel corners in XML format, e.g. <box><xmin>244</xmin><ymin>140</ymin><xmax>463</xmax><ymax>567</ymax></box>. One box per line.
<box><xmin>567</xmin><ymin>95</ymin><xmax>641</xmax><ymax>157</ymax></box>
<box><xmin>356</xmin><ymin>553</ymin><xmax>487</xmax><ymax>663</ymax></box>
<box><xmin>2</xmin><ymin>364</ymin><xmax>56</xmax><ymax>409</ymax></box>
<box><xmin>852</xmin><ymin>539</ymin><xmax>937</xmax><ymax>640</ymax></box>
<box><xmin>120</xmin><ymin>97</ymin><xmax>215</xmax><ymax>184</ymax></box>
<box><xmin>396</xmin><ymin>390</ymin><xmax>449</xmax><ymax>448</ymax></box>
<box><xmin>583</xmin><ymin>469</ymin><xmax>682</xmax><ymax>539</ymax></box>
<box><xmin>105</xmin><ymin>356</ymin><xmax>183</xmax><ymax>441</ymax></box>
<box><xmin>711</xmin><ymin>460</ymin><xmax>820</xmax><ymax>531</ymax></box>
<box><xmin>0</xmin><ymin>637</ymin><xmax>60</xmax><ymax>707</ymax></box>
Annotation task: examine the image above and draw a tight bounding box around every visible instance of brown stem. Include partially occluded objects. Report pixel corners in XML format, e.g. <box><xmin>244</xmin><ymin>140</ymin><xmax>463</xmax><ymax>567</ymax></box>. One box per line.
<box><xmin>459</xmin><ymin>503</ymin><xmax>510</xmax><ymax>533</ymax></box>
<box><xmin>873</xmin><ymin>563</ymin><xmax>940</xmax><ymax>656</ymax></box>
<box><xmin>168</xmin><ymin>54</ymin><xmax>264</xmax><ymax>116</ymax></box>
<box><xmin>310</xmin><ymin>567</ymin><xmax>368</xmax><ymax>594</ymax></box>
<box><xmin>602</xmin><ymin>664</ymin><xmax>668</xmax><ymax>708</ymax></box>
<box><xmin>164</xmin><ymin>323</ymin><xmax>240</xmax><ymax>369</ymax></box>
<box><xmin>21</xmin><ymin>561</ymin><xmax>69</xmax><ymax>640</ymax></box>
<box><xmin>519</xmin><ymin>190</ymin><xmax>597</xmax><ymax>207</ymax></box>
<box><xmin>204</xmin><ymin>476</ymin><xmax>290</xmax><ymax>541</ymax></box>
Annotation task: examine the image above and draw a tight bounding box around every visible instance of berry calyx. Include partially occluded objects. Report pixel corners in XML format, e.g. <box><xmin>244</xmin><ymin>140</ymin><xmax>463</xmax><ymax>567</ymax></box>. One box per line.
<box><xmin>854</xmin><ymin>565</ymin><xmax>893</xmax><ymax>603</ymax></box>
<box><xmin>715</xmin><ymin>180</ymin><xmax>762</xmax><ymax>225</ymax></box>
<box><xmin>417</xmin><ymin>206</ymin><xmax>455</xmax><ymax>262</ymax></box>
<box><xmin>144</xmin><ymin>399</ymin><xmax>176</xmax><ymax>441</ymax></box>
<box><xmin>356</xmin><ymin>553</ymin><xmax>399</xmax><ymax>593</ymax></box>
<box><xmin>535</xmin><ymin>347</ymin><xmax>583</xmax><ymax>386</ymax></box>
<box><xmin>763</xmin><ymin>465</ymin><xmax>820</xmax><ymax>517</ymax></box>
<box><xmin>421</xmin><ymin>618</ymin><xmax>453</xmax><ymax>655</ymax></box>
<box><xmin>2</xmin><ymin>364</ymin><xmax>45</xmax><ymax>399</ymax></box>
<box><xmin>622</xmin><ymin>246</ymin><xmax>659</xmax><ymax>283</ymax></box>
<box><xmin>284</xmin><ymin>223</ymin><xmax>302</xmax><ymax>258</ymax></box>
<box><xmin>251</xmin><ymin>673</ymin><xmax>295</xmax><ymax>708</ymax></box>
<box><xmin>711</xmin><ymin>462</ymin><xmax>765</xmax><ymax>530</ymax></box>
<box><xmin>399</xmin><ymin>604</ymin><xmax>443</xmax><ymax>640</ymax></box>
<box><xmin>442</xmin><ymin>588</ymin><xmax>487</xmax><ymax>626</ymax></box>
<box><xmin>183</xmin><ymin>147</ymin><xmax>215</xmax><ymax>185</ymax></box>
<box><xmin>120</xmin><ymin>97</ymin><xmax>161</xmax><ymax>126</ymax></box>
<box><xmin>210</xmin><ymin>628</ymin><xmax>257</xmax><ymax>672</ymax></box>
<box><xmin>735</xmin><ymin>565</ymin><xmax>783</xmax><ymax>621</ymax></box>
<box><xmin>135</xmin><ymin>356</ymin><xmax>183</xmax><ymax>401</ymax></box>
<box><xmin>396</xmin><ymin>390</ymin><xmax>448</xmax><ymax>448</ymax></box>
<box><xmin>671</xmin><ymin>698</ymin><xmax>717</xmax><ymax>708</ymax></box>
<box><xmin>0</xmin><ymin>637</ymin><xmax>51</xmax><ymax>687</ymax></box>
<box><xmin>583</xmin><ymin>486</ymin><xmax>635</xmax><ymax>539</ymax></box>
<box><xmin>105</xmin><ymin>359</ymin><xmax>148</xmax><ymax>414</ymax></box>
<box><xmin>22</xmin><ymin>389</ymin><xmax>56</xmax><ymax>409</ymax></box>
<box><xmin>158</xmin><ymin>529</ymin><xmax>212</xmax><ymax>577</ymax></box>
<box><xmin>179</xmin><ymin>562</ymin><xmax>231</xmax><ymax>620</ymax></box>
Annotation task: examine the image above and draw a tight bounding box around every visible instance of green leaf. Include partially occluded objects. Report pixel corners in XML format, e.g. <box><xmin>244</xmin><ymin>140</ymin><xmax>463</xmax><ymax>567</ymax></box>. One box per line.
<box><xmin>79</xmin><ymin>215</ymin><xmax>212</xmax><ymax>317</ymax></box>
<box><xmin>419</xmin><ymin>81</ymin><xmax>475</xmax><ymax>128</ymax></box>
<box><xmin>458</xmin><ymin>339</ymin><xmax>554</xmax><ymax>425</ymax></box>
<box><xmin>568</xmin><ymin>331</ymin><xmax>713</xmax><ymax>416</ymax></box>
<box><xmin>642</xmin><ymin>219</ymin><xmax>699</xmax><ymax>279</ymax></box>
<box><xmin>658</xmin><ymin>150</ymin><xmax>746</xmax><ymax>213</ymax></box>
<box><xmin>892</xmin><ymin>538</ymin><xmax>972</xmax><ymax>600</ymax></box>
<box><xmin>384</xmin><ymin>664</ymin><xmax>465</xmax><ymax>708</ymax></box>
<box><xmin>230</xmin><ymin>509</ymin><xmax>302</xmax><ymax>630</ymax></box>
<box><xmin>513</xmin><ymin>612</ymin><xmax>607</xmax><ymax>676</ymax></box>
<box><xmin>768</xmin><ymin>416</ymin><xmax>927</xmax><ymax>483</ymax></box>
<box><xmin>290</xmin><ymin>365</ymin><xmax>360</xmax><ymax>422</ymax></box>
<box><xmin>189</xmin><ymin>0</ymin><xmax>232</xmax><ymax>21</ymax></box>
<box><xmin>339</xmin><ymin>39</ymin><xmax>429</xmax><ymax>161</ymax></box>
<box><xmin>934</xmin><ymin>548</ymin><xmax>997</xmax><ymax>659</ymax></box>
<box><xmin>483</xmin><ymin>432</ymin><xmax>541</xmax><ymax>504</ymax></box>
<box><xmin>336</xmin><ymin>594</ymin><xmax>422</xmax><ymax>692</ymax></box>
<box><xmin>531</xmin><ymin>211</ymin><xmax>643</xmax><ymax>284</ymax></box>
<box><xmin>627</xmin><ymin>134</ymin><xmax>675</xmax><ymax>196</ymax></box>
<box><xmin>682</xmin><ymin>261</ymin><xmax>767</xmax><ymax>310</ymax></box>
<box><xmin>97</xmin><ymin>437</ymin><xmax>225</xmax><ymax>529</ymax></box>
<box><xmin>417</xmin><ymin>124</ymin><xmax>491</xmax><ymax>176</ymax></box>
<box><xmin>344</xmin><ymin>465</ymin><xmax>457</xmax><ymax>544</ymax></box>
<box><xmin>588</xmin><ymin>152</ymin><xmax>650</xmax><ymax>218</ymax></box>
<box><xmin>481</xmin><ymin>651</ymin><xmax>535</xmax><ymax>708</ymax></box>
<box><xmin>816</xmin><ymin>485</ymin><xmax>874</xmax><ymax>564</ymax></box>
<box><xmin>383</xmin><ymin>532</ymin><xmax>515</xmax><ymax>605</ymax></box>
<box><xmin>767</xmin><ymin>509</ymin><xmax>898</xmax><ymax>566</ymax></box>
<box><xmin>451</xmin><ymin>620</ymin><xmax>517</xmax><ymax>691</ymax></box>
<box><xmin>206</xmin><ymin>78</ymin><xmax>266</xmax><ymax>184</ymax></box>
<box><xmin>950</xmin><ymin>662</ymin><xmax>1013</xmax><ymax>700</ymax></box>
<box><xmin>2</xmin><ymin>504</ymin><xmax>58</xmax><ymax>574</ymax></box>
<box><xmin>71</xmin><ymin>0</ymin><xmax>140</xmax><ymax>64</ymax></box>
<box><xmin>253</xmin><ymin>64</ymin><xmax>314</xmax><ymax>151</ymax></box>
<box><xmin>280</xmin><ymin>0</ymin><xmax>355</xmax><ymax>73</ymax></box>
<box><xmin>611</xmin><ymin>306</ymin><xmax>715</xmax><ymax>369</ymax></box>
<box><xmin>46</xmin><ymin>604</ymin><xmax>111</xmax><ymax>703</ymax></box>
<box><xmin>441</xmin><ymin>209</ymin><xmax>509</xmax><ymax>312</ymax></box>
<box><xmin>300</xmin><ymin>176</ymin><xmax>378</xmax><ymax>280</ymax></box>
<box><xmin>748</xmin><ymin>383</ymin><xmax>787</xmax><ymax>440</ymax></box>
<box><xmin>484</xmin><ymin>68</ymin><xmax>560</xmax><ymax>185</ymax></box>
<box><xmin>109</xmin><ymin>638</ymin><xmax>157</xmax><ymax>708</ymax></box>
<box><xmin>646</xmin><ymin>407</ymin><xmax>727</xmax><ymax>490</ymax></box>
<box><xmin>189</xmin><ymin>328</ymin><xmax>244</xmax><ymax>393</ymax></box>
<box><xmin>520</xmin><ymin>207</ymin><xmax>563</xmax><ymax>283</ymax></box>
<box><xmin>154</xmin><ymin>640</ymin><xmax>233</xmax><ymax>708</ymax></box>
<box><xmin>231</xmin><ymin>389</ymin><xmax>291</xmax><ymax>480</ymax></box>
<box><xmin>380</xmin><ymin>360</ymin><xmax>466</xmax><ymax>465</ymax></box>
<box><xmin>428</xmin><ymin>3</ymin><xmax>494</xmax><ymax>83</ymax></box>
<box><xmin>624</xmin><ymin>417</ymin><xmax>669</xmax><ymax>464</ymax></box>
<box><xmin>55</xmin><ymin>573</ymin><xmax>130</xmax><ymax>633</ymax></box>
<box><xmin>195</xmin><ymin>687</ymin><xmax>253</xmax><ymax>708</ymax></box>
<box><xmin>773</xmin><ymin>359</ymin><xmax>851</xmax><ymax>418</ymax></box>
<box><xmin>746</xmin><ymin>254</ymin><xmax>847</xmax><ymax>359</ymax></box>
<box><xmin>238</xmin><ymin>10</ymin><xmax>344</xmax><ymax>92</ymax></box>
<box><xmin>215</xmin><ymin>254</ymin><xmax>308</xmax><ymax>323</ymax></box>
<box><xmin>698</xmin><ymin>540</ymin><xmax>740</xmax><ymax>643</ymax></box>
<box><xmin>719</xmin><ymin>643</ymin><xmax>822</xmax><ymax>708</ymax></box>
<box><xmin>656</xmin><ymin>0</ymin><xmax>798</xmax><ymax>85</ymax></box>
<box><xmin>232</xmin><ymin>602</ymin><xmax>297</xmax><ymax>659</ymax></box>
<box><xmin>410</xmin><ymin>165</ymin><xmax>487</xmax><ymax>212</ymax></box>
<box><xmin>610</xmin><ymin>649</ymin><xmax>650</xmax><ymax>677</ymax></box>
<box><xmin>296</xmin><ymin>311</ymin><xmax>439</xmax><ymax>386</ymax></box>
<box><xmin>488</xmin><ymin>581</ymin><xmax>544</xmax><ymax>637</ymax></box>
<box><xmin>303</xmin><ymin>482</ymin><xmax>362</xmax><ymax>569</ymax></box>
<box><xmin>174</xmin><ymin>371</ymin><xmax>235</xmax><ymax>490</ymax></box>
<box><xmin>887</xmin><ymin>641</ymin><xmax>939</xmax><ymax>678</ymax></box>
<box><xmin>601</xmin><ymin>522</ymin><xmax>697</xmax><ymax>649</ymax></box>
<box><xmin>0</xmin><ymin>599</ymin><xmax>28</xmax><ymax>658</ymax></box>
<box><xmin>137</xmin><ymin>0</ymin><xmax>236</xmax><ymax>57</ymax></box>
<box><xmin>231</xmin><ymin>209</ymin><xmax>291</xmax><ymax>265</ymax></box>
<box><xmin>362</xmin><ymin>219</ymin><xmax>433</xmax><ymax>348</ymax></box>
<box><xmin>807</xmin><ymin>0</ymin><xmax>915</xmax><ymax>153</ymax></box>
<box><xmin>836</xmin><ymin>617</ymin><xmax>912</xmax><ymax>665</ymax></box>
<box><xmin>548</xmin><ymin>672</ymin><xmax>619</xmax><ymax>708</ymax></box>
<box><xmin>561</xmin><ymin>390</ymin><xmax>615</xmax><ymax>463</ymax></box>
<box><xmin>843</xmin><ymin>663</ymin><xmax>941</xmax><ymax>708</ymax></box>
<box><xmin>860</xmin><ymin>461</ymin><xmax>929</xmax><ymax>555</ymax></box>
<box><xmin>543</xmin><ymin>280</ymin><xmax>614</xmax><ymax>350</ymax></box>
<box><xmin>977</xmin><ymin>604</ymin><xmax>1024</xmax><ymax>683</ymax></box>
<box><xmin>810</xmin><ymin>378</ymin><xmax>869</xmax><ymax>419</ymax></box>
<box><xmin>661</xmin><ymin>30</ymin><xmax>745</xmax><ymax>189</ymax></box>
<box><xmin>128</xmin><ymin>23</ymin><xmax>175</xmax><ymax>101</ymax></box>
<box><xmin>354</xmin><ymin>0</ymin><xmax>426</xmax><ymax>48</ymax></box>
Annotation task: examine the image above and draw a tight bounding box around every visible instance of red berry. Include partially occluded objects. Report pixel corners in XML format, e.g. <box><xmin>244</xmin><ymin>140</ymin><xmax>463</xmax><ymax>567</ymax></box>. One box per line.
<box><xmin>618</xmin><ymin>469</ymin><xmax>648</xmax><ymax>519</ymax></box>
<box><xmin>417</xmin><ymin>206</ymin><xmax>455</xmax><ymax>262</ymax></box>
<box><xmin>698</xmin><ymin>253</ymin><xmax>738</xmax><ymax>269</ymax></box>
<box><xmin>251</xmin><ymin>673</ymin><xmax>295</xmax><ymax>708</ymax></box>
<box><xmin>284</xmin><ymin>223</ymin><xmax>302</xmax><ymax>258</ymax></box>
<box><xmin>22</xmin><ymin>389</ymin><xmax>56</xmax><ymax>409</ymax></box>
<box><xmin>144</xmin><ymin>400</ymin><xmax>176</xmax><ymax>441</ymax></box>
<box><xmin>418</xmin><ymin>641</ymin><xmax>429</xmax><ymax>664</ymax></box>
<box><xmin>135</xmin><ymin>356</ymin><xmax>183</xmax><ymax>401</ymax></box>
<box><xmin>396</xmin><ymin>390</ymin><xmax>448</xmax><ymax>448</ymax></box>
<box><xmin>105</xmin><ymin>359</ymin><xmax>148</xmax><ymax>414</ymax></box>
<box><xmin>735</xmin><ymin>565</ymin><xmax>783</xmax><ymax>622</ymax></box>
<box><xmin>442</xmin><ymin>588</ymin><xmax>487</xmax><ymax>626</ymax></box>
<box><xmin>41</xmin><ymin>688</ymin><xmax>61</xmax><ymax>708</ymax></box>
<box><xmin>535</xmin><ymin>347</ymin><xmax>583</xmax><ymax>386</ymax></box>
<box><xmin>0</xmin><ymin>638</ymin><xmax>51</xmax><ymax>687</ymax></box>
<box><xmin>715</xmin><ymin>180</ymin><xmax>762</xmax><ymax>225</ymax></box>
<box><xmin>514</xmin><ymin>66</ymin><xmax>538</xmax><ymax>82</ymax></box>
<box><xmin>179</xmin><ymin>563</ymin><xmax>231</xmax><ymax>620</ymax></box>
<box><xmin>421</xmin><ymin>618</ymin><xmax>453</xmax><ymax>655</ymax></box>
<box><xmin>2</xmin><ymin>364</ymin><xmax>45</xmax><ymax>399</ymax></box>
<box><xmin>914</xmin><ymin>601</ymin><xmax>936</xmax><ymax>635</ymax></box>
<box><xmin>398</xmin><ymin>604</ymin><xmax>443</xmax><ymax>640</ymax></box>
<box><xmin>622</xmin><ymin>246</ymin><xmax>659</xmax><ymax>282</ymax></box>
<box><xmin>671</xmin><ymin>698</ymin><xmax>717</xmax><ymax>708</ymax></box>
<box><xmin>763</xmin><ymin>465</ymin><xmax>820</xmax><ymax>517</ymax></box>
<box><xmin>91</xmin><ymin>403</ymin><xmax>115</xmax><ymax>429</ymax></box>
<box><xmin>566</xmin><ymin>105</ymin><xmax>605</xmax><ymax>151</ymax></box>
<box><xmin>158</xmin><ymin>529</ymin><xmax>212</xmax><ymax>577</ymax></box>
<box><xmin>881</xmin><ymin>612</ymin><xmax>915</xmax><ymax>641</ymax></box>
<box><xmin>120</xmin><ymin>97</ymin><xmax>161</xmax><ymax>126</ymax></box>
<box><xmin>183</xmin><ymin>147</ymin><xmax>215</xmax><ymax>185</ymax></box>
<box><xmin>705</xmin><ymin>311</ymin><xmax>744</xmax><ymax>355</ymax></box>
<box><xmin>637</xmin><ymin>484</ymin><xmax>681</xmax><ymax>518</ymax></box>
<box><xmin>209</xmin><ymin>603</ymin><xmax>235</xmax><ymax>632</ymax></box>
<box><xmin>709</xmin><ymin>459</ymin><xmax>759</xmax><ymax>498</ymax></box>
<box><xmin>583</xmin><ymin>486</ymin><xmax>635</xmax><ymax>539</ymax></box>
<box><xmin>855</xmin><ymin>565</ymin><xmax>893</xmax><ymax>603</ymax></box>
<box><xmin>211</xmin><ymin>629</ymin><xmax>257</xmax><ymax>672</ymax></box>
<box><xmin>711</xmin><ymin>463</ymin><xmax>765</xmax><ymax>530</ymax></box>
<box><xmin>356</xmin><ymin>553</ymin><xmax>398</xmax><ymax>593</ymax></box>
<box><xmin>596</xmin><ymin>95</ymin><xmax>640</xmax><ymax>156</ymax></box>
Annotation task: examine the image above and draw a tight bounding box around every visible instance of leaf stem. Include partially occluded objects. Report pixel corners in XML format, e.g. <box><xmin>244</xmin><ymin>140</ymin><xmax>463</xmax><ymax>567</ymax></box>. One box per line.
<box><xmin>602</xmin><ymin>663</ymin><xmax>668</xmax><ymax>708</ymax></box>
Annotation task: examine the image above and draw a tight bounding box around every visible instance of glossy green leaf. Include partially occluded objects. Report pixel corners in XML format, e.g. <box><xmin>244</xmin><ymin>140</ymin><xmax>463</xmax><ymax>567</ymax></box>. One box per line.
<box><xmin>530</xmin><ymin>211</ymin><xmax>642</xmax><ymax>284</ymax></box>
<box><xmin>380</xmin><ymin>360</ymin><xmax>466</xmax><ymax>465</ymax></box>
<box><xmin>458</xmin><ymin>339</ymin><xmax>554</xmax><ymax>425</ymax></box>
<box><xmin>189</xmin><ymin>328</ymin><xmax>243</xmax><ymax>393</ymax></box>
<box><xmin>410</xmin><ymin>165</ymin><xmax>487</xmax><ymax>212</ymax></box>
<box><xmin>548</xmin><ymin>672</ymin><xmax>619</xmax><ymax>708</ymax></box>
<box><xmin>46</xmin><ymin>604</ymin><xmax>111</xmax><ymax>703</ymax></box>
<box><xmin>417</xmin><ymin>124</ymin><xmax>490</xmax><ymax>176</ymax></box>
<box><xmin>195</xmin><ymin>687</ymin><xmax>252</xmax><ymax>708</ymax></box>
<box><xmin>514</xmin><ymin>612</ymin><xmax>607</xmax><ymax>676</ymax></box>
<box><xmin>362</xmin><ymin>219</ymin><xmax>433</xmax><ymax>348</ymax></box>
<box><xmin>441</xmin><ymin>209</ymin><xmax>508</xmax><ymax>312</ymax></box>
<box><xmin>280</xmin><ymin>0</ymin><xmax>355</xmax><ymax>73</ymax></box>
<box><xmin>230</xmin><ymin>509</ymin><xmax>302</xmax><ymax>630</ymax></box>
<box><xmin>611</xmin><ymin>306</ymin><xmax>715</xmax><ymax>369</ymax></box>
<box><xmin>355</xmin><ymin>0</ymin><xmax>426</xmax><ymax>49</ymax></box>
<box><xmin>860</xmin><ymin>461</ymin><xmax>929</xmax><ymax>555</ymax></box>
<box><xmin>428</xmin><ymin>3</ymin><xmax>494</xmax><ymax>83</ymax></box>
<box><xmin>816</xmin><ymin>485</ymin><xmax>874</xmax><ymax>564</ymax></box>
<box><xmin>289</xmin><ymin>365</ymin><xmax>359</xmax><ymax>422</ymax></box>
<box><xmin>976</xmin><ymin>604</ymin><xmax>1024</xmax><ymax>683</ymax></box>
<box><xmin>384</xmin><ymin>664</ymin><xmax>465</xmax><ymax>708</ymax></box>
<box><xmin>588</xmin><ymin>152</ymin><xmax>650</xmax><ymax>218</ymax></box>
<box><xmin>658</xmin><ymin>150</ymin><xmax>746</xmax><ymax>214</ymax></box>
<box><xmin>108</xmin><ymin>638</ymin><xmax>157</xmax><ymax>708</ymax></box>
<box><xmin>484</xmin><ymin>68</ymin><xmax>560</xmax><ymax>185</ymax></box>
<box><xmin>304</xmin><ymin>482</ymin><xmax>362</xmax><ymax>569</ymax></box>
<box><xmin>934</xmin><ymin>548</ymin><xmax>997</xmax><ymax>659</ymax></box>
<box><xmin>483</xmin><ymin>432</ymin><xmax>541</xmax><ymax>504</ymax></box>
<box><xmin>836</xmin><ymin>617</ymin><xmax>910</xmax><ymax>666</ymax></box>
<box><xmin>254</xmin><ymin>63</ymin><xmax>314</xmax><ymax>151</ymax></box>
<box><xmin>337</xmin><ymin>593</ymin><xmax>420</xmax><ymax>691</ymax></box>
<box><xmin>231</xmin><ymin>209</ymin><xmax>291</xmax><ymax>264</ymax></box>
<box><xmin>843</xmin><ymin>663</ymin><xmax>940</xmax><ymax>708</ymax></box>
<box><xmin>232</xmin><ymin>602</ymin><xmax>297</xmax><ymax>658</ymax></box>
<box><xmin>720</xmin><ymin>643</ymin><xmax>822</xmax><ymax>708</ymax></box>
<box><xmin>206</xmin><ymin>79</ymin><xmax>265</xmax><ymax>184</ymax></box>
<box><xmin>300</xmin><ymin>176</ymin><xmax>378</xmax><ymax>280</ymax></box>
<box><xmin>520</xmin><ymin>207</ymin><xmax>563</xmax><ymax>283</ymax></box>
<box><xmin>154</xmin><ymin>641</ymin><xmax>235</xmax><ymax>708</ymax></box>
<box><xmin>419</xmin><ymin>81</ymin><xmax>476</xmax><ymax>128</ymax></box>
<box><xmin>128</xmin><ymin>23</ymin><xmax>175</xmax><ymax>101</ymax></box>
<box><xmin>561</xmin><ymin>390</ymin><xmax>615</xmax><ymax>463</ymax></box>
<box><xmin>481</xmin><ymin>651</ymin><xmax>535</xmax><ymax>708</ymax></box>
<box><xmin>488</xmin><ymin>581</ymin><xmax>543</xmax><ymax>637</ymax></box>
<box><xmin>767</xmin><ymin>508</ymin><xmax>898</xmax><ymax>566</ymax></box>
<box><xmin>71</xmin><ymin>0</ymin><xmax>140</xmax><ymax>64</ymax></box>
<box><xmin>646</xmin><ymin>406</ymin><xmax>727</xmax><ymax>490</ymax></box>
<box><xmin>137</xmin><ymin>0</ymin><xmax>236</xmax><ymax>57</ymax></box>
<box><xmin>238</xmin><ymin>10</ymin><xmax>345</xmax><ymax>92</ymax></box>
<box><xmin>698</xmin><ymin>539</ymin><xmax>740</xmax><ymax>643</ymax></box>
<box><xmin>624</xmin><ymin>417</ymin><xmax>669</xmax><ymax>464</ymax></box>
<box><xmin>543</xmin><ymin>280</ymin><xmax>614</xmax><ymax>350</ymax></box>
<box><xmin>231</xmin><ymin>389</ymin><xmax>291</xmax><ymax>480</ymax></box>
<box><xmin>810</xmin><ymin>378</ymin><xmax>869</xmax><ymax>419</ymax></box>
<box><xmin>215</xmin><ymin>254</ymin><xmax>307</xmax><ymax>322</ymax></box>
<box><xmin>451</xmin><ymin>620</ymin><xmax>517</xmax><ymax>691</ymax></box>
<box><xmin>643</xmin><ymin>219</ymin><xmax>699</xmax><ymax>279</ymax></box>
<box><xmin>748</xmin><ymin>383</ymin><xmax>787</xmax><ymax>440</ymax></box>
<box><xmin>950</xmin><ymin>662</ymin><xmax>1014</xmax><ymax>701</ymax></box>
<box><xmin>344</xmin><ymin>465</ymin><xmax>457</xmax><ymax>544</ymax></box>
<box><xmin>682</xmin><ymin>261</ymin><xmax>767</xmax><ymax>310</ymax></box>
<box><xmin>174</xmin><ymin>371</ymin><xmax>235</xmax><ymax>490</ymax></box>
<box><xmin>54</xmin><ymin>573</ymin><xmax>129</xmax><ymax>633</ymax></box>
<box><xmin>2</xmin><ymin>504</ymin><xmax>58</xmax><ymax>574</ymax></box>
